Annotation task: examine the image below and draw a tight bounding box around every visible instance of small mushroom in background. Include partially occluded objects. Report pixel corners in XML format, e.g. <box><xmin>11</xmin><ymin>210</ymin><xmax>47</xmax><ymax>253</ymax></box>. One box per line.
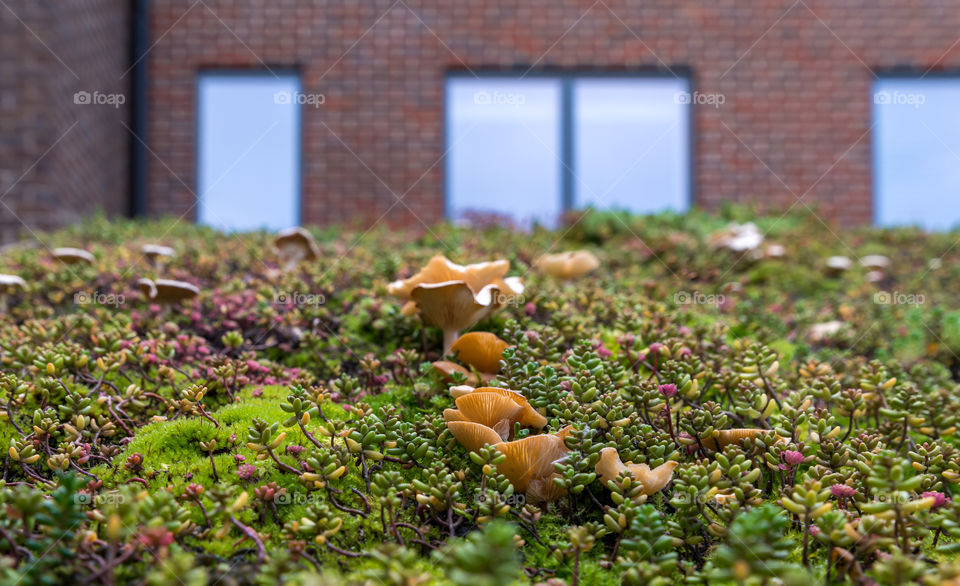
<box><xmin>710</xmin><ymin>222</ymin><xmax>764</xmax><ymax>259</ymax></box>
<box><xmin>443</xmin><ymin>387</ymin><xmax>546</xmax><ymax>440</ymax></box>
<box><xmin>449</xmin><ymin>384</ymin><xmax>475</xmax><ymax>399</ymax></box>
<box><xmin>141</xmin><ymin>244</ymin><xmax>175</xmax><ymax>271</ymax></box>
<box><xmin>273</xmin><ymin>227</ymin><xmax>318</xmax><ymax>271</ymax></box>
<box><xmin>388</xmin><ymin>255</ymin><xmax>524</xmax><ymax>355</ymax></box>
<box><xmin>52</xmin><ymin>247</ymin><xmax>95</xmax><ymax>266</ymax></box>
<box><xmin>808</xmin><ymin>320</ymin><xmax>845</xmax><ymax>344</ymax></box>
<box><xmin>825</xmin><ymin>256</ymin><xmax>852</xmax><ymax>277</ymax></box>
<box><xmin>534</xmin><ymin>250</ymin><xmax>600</xmax><ymax>280</ymax></box>
<box><xmin>595</xmin><ymin>447</ymin><xmax>679</xmax><ymax>497</ymax></box>
<box><xmin>137</xmin><ymin>278</ymin><xmax>200</xmax><ymax>309</ymax></box>
<box><xmin>765</xmin><ymin>243</ymin><xmax>786</xmax><ymax>259</ymax></box>
<box><xmin>0</xmin><ymin>274</ymin><xmax>26</xmax><ymax>313</ymax></box>
<box><xmin>860</xmin><ymin>255</ymin><xmax>890</xmax><ymax>271</ymax></box>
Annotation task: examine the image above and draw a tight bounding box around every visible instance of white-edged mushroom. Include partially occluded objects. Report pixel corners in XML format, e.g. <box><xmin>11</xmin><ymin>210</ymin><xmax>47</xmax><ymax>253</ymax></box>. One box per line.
<box><xmin>0</xmin><ymin>274</ymin><xmax>26</xmax><ymax>313</ymax></box>
<box><xmin>274</xmin><ymin>227</ymin><xmax>318</xmax><ymax>270</ymax></box>
<box><xmin>137</xmin><ymin>278</ymin><xmax>200</xmax><ymax>305</ymax></box>
<box><xmin>52</xmin><ymin>247</ymin><xmax>95</xmax><ymax>265</ymax></box>
<box><xmin>141</xmin><ymin>244</ymin><xmax>176</xmax><ymax>270</ymax></box>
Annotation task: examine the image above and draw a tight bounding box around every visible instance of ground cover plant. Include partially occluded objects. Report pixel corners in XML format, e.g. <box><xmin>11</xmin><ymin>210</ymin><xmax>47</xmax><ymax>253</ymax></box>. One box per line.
<box><xmin>1</xmin><ymin>208</ymin><xmax>960</xmax><ymax>585</ymax></box>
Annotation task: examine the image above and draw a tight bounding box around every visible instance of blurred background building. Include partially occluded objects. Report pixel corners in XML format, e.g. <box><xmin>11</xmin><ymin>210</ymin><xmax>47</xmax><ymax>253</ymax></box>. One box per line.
<box><xmin>2</xmin><ymin>0</ymin><xmax>960</xmax><ymax>241</ymax></box>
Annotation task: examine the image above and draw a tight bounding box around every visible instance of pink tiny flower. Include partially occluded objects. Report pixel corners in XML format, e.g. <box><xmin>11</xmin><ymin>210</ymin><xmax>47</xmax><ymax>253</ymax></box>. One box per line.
<box><xmin>677</xmin><ymin>326</ymin><xmax>692</xmax><ymax>336</ymax></box>
<box><xmin>658</xmin><ymin>384</ymin><xmax>677</xmax><ymax>399</ymax></box>
<box><xmin>648</xmin><ymin>343</ymin><xmax>663</xmax><ymax>356</ymax></box>
<box><xmin>234</xmin><ymin>454</ymin><xmax>246</xmax><ymax>464</ymax></box>
<box><xmin>808</xmin><ymin>525</ymin><xmax>821</xmax><ymax>536</ymax></box>
<box><xmin>525</xmin><ymin>330</ymin><xmax>540</xmax><ymax>343</ymax></box>
<box><xmin>595</xmin><ymin>343</ymin><xmax>612</xmax><ymax>358</ymax></box>
<box><xmin>923</xmin><ymin>491</ymin><xmax>950</xmax><ymax>508</ymax></box>
<box><xmin>286</xmin><ymin>445</ymin><xmax>304</xmax><ymax>456</ymax></box>
<box><xmin>830</xmin><ymin>484</ymin><xmax>856</xmax><ymax>498</ymax></box>
<box><xmin>236</xmin><ymin>464</ymin><xmax>258</xmax><ymax>480</ymax></box>
<box><xmin>781</xmin><ymin>450</ymin><xmax>805</xmax><ymax>467</ymax></box>
<box><xmin>524</xmin><ymin>302</ymin><xmax>537</xmax><ymax>316</ymax></box>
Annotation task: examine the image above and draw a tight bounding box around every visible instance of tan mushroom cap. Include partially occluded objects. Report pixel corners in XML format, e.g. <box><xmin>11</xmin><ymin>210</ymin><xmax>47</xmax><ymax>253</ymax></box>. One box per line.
<box><xmin>0</xmin><ymin>274</ymin><xmax>27</xmax><ymax>289</ymax></box>
<box><xmin>138</xmin><ymin>278</ymin><xmax>200</xmax><ymax>304</ymax></box>
<box><xmin>274</xmin><ymin>227</ymin><xmax>319</xmax><ymax>268</ymax></box>
<box><xmin>595</xmin><ymin>447</ymin><xmax>678</xmax><ymax>496</ymax></box>
<box><xmin>700</xmin><ymin>428</ymin><xmax>786</xmax><ymax>451</ymax></box>
<box><xmin>432</xmin><ymin>360</ymin><xmax>485</xmax><ymax>386</ymax></box>
<box><xmin>535</xmin><ymin>250</ymin><xmax>600</xmax><ymax>280</ymax></box>
<box><xmin>472</xmin><ymin>387</ymin><xmax>547</xmax><ymax>431</ymax></box>
<box><xmin>493</xmin><ymin>431</ymin><xmax>569</xmax><ymax>492</ymax></box>
<box><xmin>52</xmin><ymin>247</ymin><xmax>95</xmax><ymax>265</ymax></box>
<box><xmin>141</xmin><ymin>244</ymin><xmax>175</xmax><ymax>259</ymax></box>
<box><xmin>450</xmin><ymin>332</ymin><xmax>510</xmax><ymax>374</ymax></box>
<box><xmin>412</xmin><ymin>281</ymin><xmax>500</xmax><ymax>354</ymax></box>
<box><xmin>446</xmin><ymin>421</ymin><xmax>503</xmax><ymax>453</ymax></box>
<box><xmin>450</xmin><ymin>392</ymin><xmax>524</xmax><ymax>439</ymax></box>
<box><xmin>387</xmin><ymin>256</ymin><xmax>521</xmax><ymax>301</ymax></box>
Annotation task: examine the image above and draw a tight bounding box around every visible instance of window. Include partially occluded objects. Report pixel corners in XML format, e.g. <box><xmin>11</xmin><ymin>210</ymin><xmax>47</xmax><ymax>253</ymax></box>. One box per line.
<box><xmin>873</xmin><ymin>77</ymin><xmax>960</xmax><ymax>230</ymax></box>
<box><xmin>445</xmin><ymin>73</ymin><xmax>690</xmax><ymax>227</ymax></box>
<box><xmin>197</xmin><ymin>72</ymin><xmax>301</xmax><ymax>232</ymax></box>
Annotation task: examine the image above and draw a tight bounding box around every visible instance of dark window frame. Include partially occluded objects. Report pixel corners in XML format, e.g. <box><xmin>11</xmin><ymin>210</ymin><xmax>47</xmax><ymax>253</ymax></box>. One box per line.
<box><xmin>443</xmin><ymin>68</ymin><xmax>695</xmax><ymax>222</ymax></box>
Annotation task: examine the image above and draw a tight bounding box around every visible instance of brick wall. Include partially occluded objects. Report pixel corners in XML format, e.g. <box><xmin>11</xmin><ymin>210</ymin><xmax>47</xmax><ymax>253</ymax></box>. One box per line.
<box><xmin>142</xmin><ymin>0</ymin><xmax>960</xmax><ymax>229</ymax></box>
<box><xmin>0</xmin><ymin>0</ymin><xmax>130</xmax><ymax>243</ymax></box>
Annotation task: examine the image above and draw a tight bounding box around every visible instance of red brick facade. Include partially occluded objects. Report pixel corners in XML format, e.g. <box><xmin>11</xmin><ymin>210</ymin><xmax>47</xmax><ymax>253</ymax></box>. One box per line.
<box><xmin>4</xmin><ymin>1</ymin><xmax>960</xmax><ymax>238</ymax></box>
<box><xmin>0</xmin><ymin>1</ymin><xmax>130</xmax><ymax>243</ymax></box>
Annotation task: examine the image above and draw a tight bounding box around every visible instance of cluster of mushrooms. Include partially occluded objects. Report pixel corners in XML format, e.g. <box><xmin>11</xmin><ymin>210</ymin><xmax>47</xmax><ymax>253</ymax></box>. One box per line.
<box><xmin>388</xmin><ymin>252</ymin><xmax>691</xmax><ymax>504</ymax></box>
<box><xmin>0</xmin><ymin>228</ymin><xmax>324</xmax><ymax>314</ymax></box>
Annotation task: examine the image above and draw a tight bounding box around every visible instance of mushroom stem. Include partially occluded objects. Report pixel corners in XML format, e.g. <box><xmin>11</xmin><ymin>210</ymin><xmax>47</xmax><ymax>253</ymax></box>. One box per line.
<box><xmin>443</xmin><ymin>329</ymin><xmax>459</xmax><ymax>358</ymax></box>
<box><xmin>0</xmin><ymin>293</ymin><xmax>6</xmax><ymax>314</ymax></box>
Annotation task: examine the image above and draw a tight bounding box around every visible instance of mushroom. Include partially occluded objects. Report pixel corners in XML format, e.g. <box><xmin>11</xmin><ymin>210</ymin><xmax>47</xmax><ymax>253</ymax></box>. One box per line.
<box><xmin>450</xmin><ymin>332</ymin><xmax>510</xmax><ymax>374</ymax></box>
<box><xmin>492</xmin><ymin>427</ymin><xmax>571</xmax><ymax>494</ymax></box>
<box><xmin>825</xmin><ymin>256</ymin><xmax>852</xmax><ymax>276</ymax></box>
<box><xmin>808</xmin><ymin>321</ymin><xmax>844</xmax><ymax>344</ymax></box>
<box><xmin>443</xmin><ymin>387</ymin><xmax>546</xmax><ymax>439</ymax></box>
<box><xmin>432</xmin><ymin>360</ymin><xmax>489</xmax><ymax>387</ymax></box>
<box><xmin>446</xmin><ymin>421</ymin><xmax>503</xmax><ymax>453</ymax></box>
<box><xmin>141</xmin><ymin>244</ymin><xmax>175</xmax><ymax>271</ymax></box>
<box><xmin>137</xmin><ymin>278</ymin><xmax>200</xmax><ymax>305</ymax></box>
<box><xmin>388</xmin><ymin>256</ymin><xmax>524</xmax><ymax>355</ymax></box>
<box><xmin>595</xmin><ymin>447</ymin><xmax>679</xmax><ymax>496</ymax></box>
<box><xmin>860</xmin><ymin>255</ymin><xmax>890</xmax><ymax>270</ymax></box>
<box><xmin>710</xmin><ymin>223</ymin><xmax>764</xmax><ymax>254</ymax></box>
<box><xmin>0</xmin><ymin>274</ymin><xmax>26</xmax><ymax>313</ymax></box>
<box><xmin>535</xmin><ymin>250</ymin><xmax>600</xmax><ymax>280</ymax></box>
<box><xmin>444</xmin><ymin>392</ymin><xmax>523</xmax><ymax>440</ymax></box>
<box><xmin>274</xmin><ymin>227</ymin><xmax>318</xmax><ymax>271</ymax></box>
<box><xmin>698</xmin><ymin>428</ymin><xmax>787</xmax><ymax>451</ymax></box>
<box><xmin>52</xmin><ymin>247</ymin><xmax>95</xmax><ymax>265</ymax></box>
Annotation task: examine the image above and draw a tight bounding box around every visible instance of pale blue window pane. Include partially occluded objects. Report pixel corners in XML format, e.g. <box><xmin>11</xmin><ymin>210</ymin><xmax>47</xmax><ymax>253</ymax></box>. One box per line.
<box><xmin>874</xmin><ymin>78</ymin><xmax>960</xmax><ymax>230</ymax></box>
<box><xmin>573</xmin><ymin>78</ymin><xmax>690</xmax><ymax>213</ymax></box>
<box><xmin>446</xmin><ymin>78</ymin><xmax>562</xmax><ymax>228</ymax></box>
<box><xmin>197</xmin><ymin>73</ymin><xmax>301</xmax><ymax>232</ymax></box>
